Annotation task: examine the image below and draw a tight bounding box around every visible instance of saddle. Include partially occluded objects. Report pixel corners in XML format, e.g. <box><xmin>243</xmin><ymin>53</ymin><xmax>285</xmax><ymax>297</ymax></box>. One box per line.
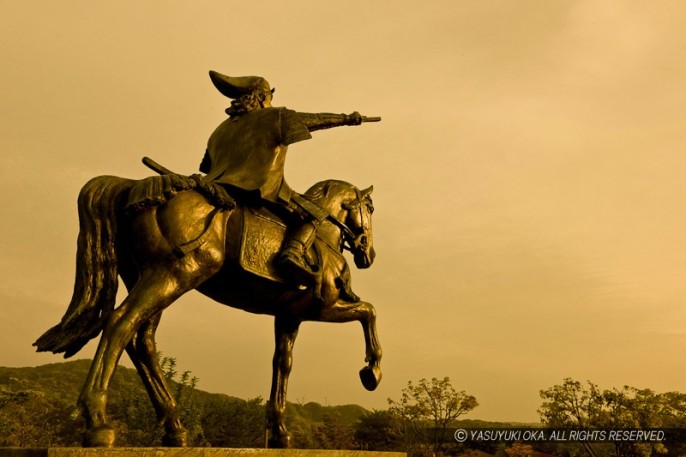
<box><xmin>123</xmin><ymin>172</ymin><xmax>360</xmax><ymax>302</ymax></box>
<box><xmin>124</xmin><ymin>173</ymin><xmax>320</xmax><ymax>286</ymax></box>
<box><xmin>226</xmin><ymin>205</ymin><xmax>316</xmax><ymax>284</ymax></box>
<box><xmin>227</xmin><ymin>204</ymin><xmax>360</xmax><ymax>303</ymax></box>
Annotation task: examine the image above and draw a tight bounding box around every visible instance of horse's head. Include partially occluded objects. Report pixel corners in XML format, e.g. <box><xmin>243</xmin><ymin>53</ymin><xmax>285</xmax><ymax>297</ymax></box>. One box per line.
<box><xmin>341</xmin><ymin>185</ymin><xmax>375</xmax><ymax>269</ymax></box>
<box><xmin>304</xmin><ymin>180</ymin><xmax>376</xmax><ymax>269</ymax></box>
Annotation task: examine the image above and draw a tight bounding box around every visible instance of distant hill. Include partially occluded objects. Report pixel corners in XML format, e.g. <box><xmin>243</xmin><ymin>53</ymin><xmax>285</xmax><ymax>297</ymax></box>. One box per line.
<box><xmin>0</xmin><ymin>359</ymin><xmax>92</xmax><ymax>396</ymax></box>
<box><xmin>0</xmin><ymin>359</ymin><xmax>372</xmax><ymax>447</ymax></box>
<box><xmin>0</xmin><ymin>360</ymin><xmax>537</xmax><ymax>449</ymax></box>
<box><xmin>0</xmin><ymin>360</ymin><xmax>531</xmax><ymax>429</ymax></box>
<box><xmin>0</xmin><ymin>359</ymin><xmax>367</xmax><ymax>422</ymax></box>
<box><xmin>288</xmin><ymin>401</ymin><xmax>369</xmax><ymax>427</ymax></box>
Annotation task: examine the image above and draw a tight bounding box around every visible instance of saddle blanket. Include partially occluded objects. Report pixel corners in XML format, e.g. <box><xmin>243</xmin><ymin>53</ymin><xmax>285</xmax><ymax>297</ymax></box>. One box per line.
<box><xmin>237</xmin><ymin>207</ymin><xmax>290</xmax><ymax>283</ymax></box>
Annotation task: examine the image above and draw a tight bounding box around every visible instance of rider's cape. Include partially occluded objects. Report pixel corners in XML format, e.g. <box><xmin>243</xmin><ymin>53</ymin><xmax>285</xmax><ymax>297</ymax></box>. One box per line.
<box><xmin>201</xmin><ymin>107</ymin><xmax>311</xmax><ymax>204</ymax></box>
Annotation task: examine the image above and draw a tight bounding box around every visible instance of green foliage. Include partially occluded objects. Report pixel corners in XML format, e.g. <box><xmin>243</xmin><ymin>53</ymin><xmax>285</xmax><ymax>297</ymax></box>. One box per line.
<box><xmin>0</xmin><ymin>360</ymin><xmax>371</xmax><ymax>448</ymax></box>
<box><xmin>312</xmin><ymin>411</ymin><xmax>355</xmax><ymax>450</ymax></box>
<box><xmin>353</xmin><ymin>409</ymin><xmax>402</xmax><ymax>451</ymax></box>
<box><xmin>388</xmin><ymin>377</ymin><xmax>478</xmax><ymax>457</ymax></box>
<box><xmin>200</xmin><ymin>396</ymin><xmax>264</xmax><ymax>447</ymax></box>
<box><xmin>283</xmin><ymin>401</ymin><xmax>368</xmax><ymax>449</ymax></box>
<box><xmin>539</xmin><ymin>378</ymin><xmax>686</xmax><ymax>457</ymax></box>
<box><xmin>161</xmin><ymin>356</ymin><xmax>204</xmax><ymax>445</ymax></box>
<box><xmin>504</xmin><ymin>441</ymin><xmax>534</xmax><ymax>457</ymax></box>
<box><xmin>0</xmin><ymin>387</ymin><xmax>80</xmax><ymax>446</ymax></box>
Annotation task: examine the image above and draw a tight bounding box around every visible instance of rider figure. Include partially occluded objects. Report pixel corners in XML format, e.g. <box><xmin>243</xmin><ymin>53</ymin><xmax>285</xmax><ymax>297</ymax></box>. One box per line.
<box><xmin>200</xmin><ymin>71</ymin><xmax>365</xmax><ymax>286</ymax></box>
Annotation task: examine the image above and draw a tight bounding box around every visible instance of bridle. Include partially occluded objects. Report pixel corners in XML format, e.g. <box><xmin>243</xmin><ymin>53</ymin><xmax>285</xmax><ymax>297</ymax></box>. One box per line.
<box><xmin>295</xmin><ymin>185</ymin><xmax>373</xmax><ymax>255</ymax></box>
<box><xmin>330</xmin><ymin>188</ymin><xmax>372</xmax><ymax>254</ymax></box>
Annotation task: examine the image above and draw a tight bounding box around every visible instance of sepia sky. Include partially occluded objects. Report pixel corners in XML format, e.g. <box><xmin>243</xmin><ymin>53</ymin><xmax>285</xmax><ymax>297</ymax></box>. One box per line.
<box><xmin>1</xmin><ymin>1</ymin><xmax>685</xmax><ymax>422</ymax></box>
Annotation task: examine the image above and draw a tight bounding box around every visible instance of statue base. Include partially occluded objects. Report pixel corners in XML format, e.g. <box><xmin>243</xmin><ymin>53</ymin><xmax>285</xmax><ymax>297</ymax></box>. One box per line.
<box><xmin>0</xmin><ymin>450</ymin><xmax>405</xmax><ymax>457</ymax></box>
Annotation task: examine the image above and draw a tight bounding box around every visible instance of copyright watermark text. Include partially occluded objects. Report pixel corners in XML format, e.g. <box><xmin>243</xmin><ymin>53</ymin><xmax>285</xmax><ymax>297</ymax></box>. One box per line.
<box><xmin>451</xmin><ymin>428</ymin><xmax>679</xmax><ymax>444</ymax></box>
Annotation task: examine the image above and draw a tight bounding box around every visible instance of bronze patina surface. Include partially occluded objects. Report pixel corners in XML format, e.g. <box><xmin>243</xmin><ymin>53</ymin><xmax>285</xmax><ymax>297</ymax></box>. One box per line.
<box><xmin>33</xmin><ymin>72</ymin><xmax>382</xmax><ymax>449</ymax></box>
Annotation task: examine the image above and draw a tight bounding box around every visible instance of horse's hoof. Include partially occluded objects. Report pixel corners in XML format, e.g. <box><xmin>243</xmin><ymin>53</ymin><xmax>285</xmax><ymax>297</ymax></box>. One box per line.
<box><xmin>268</xmin><ymin>433</ymin><xmax>292</xmax><ymax>449</ymax></box>
<box><xmin>83</xmin><ymin>425</ymin><xmax>116</xmax><ymax>447</ymax></box>
<box><xmin>163</xmin><ymin>428</ymin><xmax>189</xmax><ymax>447</ymax></box>
<box><xmin>359</xmin><ymin>365</ymin><xmax>382</xmax><ymax>391</ymax></box>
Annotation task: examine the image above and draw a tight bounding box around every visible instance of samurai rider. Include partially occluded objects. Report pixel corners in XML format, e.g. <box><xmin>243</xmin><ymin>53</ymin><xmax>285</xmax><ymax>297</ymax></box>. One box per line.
<box><xmin>200</xmin><ymin>71</ymin><xmax>379</xmax><ymax>287</ymax></box>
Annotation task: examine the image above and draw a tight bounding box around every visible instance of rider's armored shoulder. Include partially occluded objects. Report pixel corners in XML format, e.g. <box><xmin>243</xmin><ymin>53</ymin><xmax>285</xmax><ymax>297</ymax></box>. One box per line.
<box><xmin>279</xmin><ymin>108</ymin><xmax>312</xmax><ymax>146</ymax></box>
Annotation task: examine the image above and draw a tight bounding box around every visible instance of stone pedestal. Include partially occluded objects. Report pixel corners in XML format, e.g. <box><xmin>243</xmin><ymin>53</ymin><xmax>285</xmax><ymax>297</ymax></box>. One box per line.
<box><xmin>0</xmin><ymin>450</ymin><xmax>405</xmax><ymax>457</ymax></box>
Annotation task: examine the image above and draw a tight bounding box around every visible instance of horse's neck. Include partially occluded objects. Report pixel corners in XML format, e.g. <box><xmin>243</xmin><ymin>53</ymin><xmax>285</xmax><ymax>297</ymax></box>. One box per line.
<box><xmin>314</xmin><ymin>194</ymin><xmax>347</xmax><ymax>252</ymax></box>
<box><xmin>317</xmin><ymin>193</ymin><xmax>346</xmax><ymax>220</ymax></box>
<box><xmin>316</xmin><ymin>221</ymin><xmax>344</xmax><ymax>252</ymax></box>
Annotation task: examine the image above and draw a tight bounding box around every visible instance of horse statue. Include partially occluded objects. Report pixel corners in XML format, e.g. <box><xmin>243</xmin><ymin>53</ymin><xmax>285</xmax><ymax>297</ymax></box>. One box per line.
<box><xmin>34</xmin><ymin>166</ymin><xmax>381</xmax><ymax>448</ymax></box>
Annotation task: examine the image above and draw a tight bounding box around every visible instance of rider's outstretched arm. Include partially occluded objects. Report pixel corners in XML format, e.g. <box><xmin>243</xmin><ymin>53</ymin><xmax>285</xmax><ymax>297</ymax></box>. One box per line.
<box><xmin>280</xmin><ymin>109</ymin><xmax>377</xmax><ymax>146</ymax></box>
<box><xmin>296</xmin><ymin>111</ymin><xmax>363</xmax><ymax>132</ymax></box>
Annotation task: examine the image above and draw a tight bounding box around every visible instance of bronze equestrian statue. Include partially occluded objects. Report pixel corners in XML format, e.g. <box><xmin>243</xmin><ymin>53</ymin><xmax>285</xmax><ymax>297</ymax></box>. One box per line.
<box><xmin>34</xmin><ymin>71</ymin><xmax>382</xmax><ymax>448</ymax></box>
<box><xmin>200</xmin><ymin>71</ymin><xmax>378</xmax><ymax>288</ymax></box>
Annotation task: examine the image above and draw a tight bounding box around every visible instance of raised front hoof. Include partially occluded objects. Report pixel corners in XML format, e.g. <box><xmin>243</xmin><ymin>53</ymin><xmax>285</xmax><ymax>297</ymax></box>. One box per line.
<box><xmin>83</xmin><ymin>425</ymin><xmax>115</xmax><ymax>447</ymax></box>
<box><xmin>359</xmin><ymin>365</ymin><xmax>382</xmax><ymax>391</ymax></box>
<box><xmin>162</xmin><ymin>428</ymin><xmax>189</xmax><ymax>447</ymax></box>
<box><xmin>267</xmin><ymin>433</ymin><xmax>292</xmax><ymax>449</ymax></box>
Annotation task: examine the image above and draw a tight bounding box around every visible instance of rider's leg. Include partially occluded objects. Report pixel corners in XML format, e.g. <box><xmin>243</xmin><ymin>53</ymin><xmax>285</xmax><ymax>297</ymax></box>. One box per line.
<box><xmin>279</xmin><ymin>219</ymin><xmax>320</xmax><ymax>285</ymax></box>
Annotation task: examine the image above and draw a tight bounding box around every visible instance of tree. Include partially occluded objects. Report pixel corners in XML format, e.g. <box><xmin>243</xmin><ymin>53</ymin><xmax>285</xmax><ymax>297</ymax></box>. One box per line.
<box><xmin>0</xmin><ymin>386</ymin><xmax>82</xmax><ymax>446</ymax></box>
<box><xmin>162</xmin><ymin>357</ymin><xmax>204</xmax><ymax>445</ymax></box>
<box><xmin>353</xmin><ymin>409</ymin><xmax>402</xmax><ymax>451</ymax></box>
<box><xmin>539</xmin><ymin>378</ymin><xmax>604</xmax><ymax>428</ymax></box>
<box><xmin>388</xmin><ymin>377</ymin><xmax>478</xmax><ymax>457</ymax></box>
<box><xmin>504</xmin><ymin>442</ymin><xmax>534</xmax><ymax>457</ymax></box>
<box><xmin>200</xmin><ymin>396</ymin><xmax>264</xmax><ymax>447</ymax></box>
<box><xmin>539</xmin><ymin>379</ymin><xmax>685</xmax><ymax>457</ymax></box>
<box><xmin>313</xmin><ymin>411</ymin><xmax>355</xmax><ymax>449</ymax></box>
<box><xmin>106</xmin><ymin>355</ymin><xmax>205</xmax><ymax>446</ymax></box>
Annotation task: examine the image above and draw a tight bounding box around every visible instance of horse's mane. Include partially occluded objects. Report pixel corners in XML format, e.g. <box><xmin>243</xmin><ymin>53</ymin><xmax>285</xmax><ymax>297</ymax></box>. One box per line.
<box><xmin>303</xmin><ymin>180</ymin><xmax>355</xmax><ymax>204</ymax></box>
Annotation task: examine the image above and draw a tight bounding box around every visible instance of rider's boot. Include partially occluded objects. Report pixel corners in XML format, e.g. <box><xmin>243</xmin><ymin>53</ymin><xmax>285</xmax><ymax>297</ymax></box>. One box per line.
<box><xmin>279</xmin><ymin>221</ymin><xmax>320</xmax><ymax>287</ymax></box>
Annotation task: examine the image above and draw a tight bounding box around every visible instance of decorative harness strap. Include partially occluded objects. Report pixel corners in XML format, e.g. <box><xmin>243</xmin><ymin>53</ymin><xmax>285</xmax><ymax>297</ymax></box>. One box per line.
<box><xmin>172</xmin><ymin>207</ymin><xmax>223</xmax><ymax>258</ymax></box>
<box><xmin>291</xmin><ymin>193</ymin><xmax>358</xmax><ymax>252</ymax></box>
<box><xmin>341</xmin><ymin>187</ymin><xmax>371</xmax><ymax>253</ymax></box>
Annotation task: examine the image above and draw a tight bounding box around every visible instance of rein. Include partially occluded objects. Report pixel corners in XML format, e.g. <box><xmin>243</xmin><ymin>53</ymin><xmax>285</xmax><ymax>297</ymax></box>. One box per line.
<box><xmin>330</xmin><ymin>187</ymin><xmax>370</xmax><ymax>254</ymax></box>
<box><xmin>293</xmin><ymin>191</ymin><xmax>363</xmax><ymax>254</ymax></box>
<box><xmin>325</xmin><ymin>214</ymin><xmax>358</xmax><ymax>253</ymax></box>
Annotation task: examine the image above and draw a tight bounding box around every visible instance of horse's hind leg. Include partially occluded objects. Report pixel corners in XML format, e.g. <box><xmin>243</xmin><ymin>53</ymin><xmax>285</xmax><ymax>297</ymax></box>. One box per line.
<box><xmin>318</xmin><ymin>300</ymin><xmax>382</xmax><ymax>391</ymax></box>
<box><xmin>126</xmin><ymin>312</ymin><xmax>188</xmax><ymax>446</ymax></box>
<box><xmin>79</xmin><ymin>270</ymin><xmax>199</xmax><ymax>447</ymax></box>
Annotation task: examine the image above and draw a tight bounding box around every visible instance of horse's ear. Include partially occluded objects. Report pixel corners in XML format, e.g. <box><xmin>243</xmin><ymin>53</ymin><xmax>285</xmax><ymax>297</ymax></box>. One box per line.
<box><xmin>361</xmin><ymin>185</ymin><xmax>374</xmax><ymax>197</ymax></box>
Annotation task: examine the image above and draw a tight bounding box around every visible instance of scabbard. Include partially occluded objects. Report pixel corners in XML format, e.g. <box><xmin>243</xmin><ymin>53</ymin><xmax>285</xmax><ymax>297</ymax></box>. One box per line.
<box><xmin>142</xmin><ymin>156</ymin><xmax>175</xmax><ymax>175</ymax></box>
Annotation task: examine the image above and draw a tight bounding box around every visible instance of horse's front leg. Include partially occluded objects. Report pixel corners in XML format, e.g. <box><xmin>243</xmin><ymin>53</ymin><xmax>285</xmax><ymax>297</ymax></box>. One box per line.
<box><xmin>266</xmin><ymin>317</ymin><xmax>300</xmax><ymax>448</ymax></box>
<box><xmin>319</xmin><ymin>300</ymin><xmax>382</xmax><ymax>391</ymax></box>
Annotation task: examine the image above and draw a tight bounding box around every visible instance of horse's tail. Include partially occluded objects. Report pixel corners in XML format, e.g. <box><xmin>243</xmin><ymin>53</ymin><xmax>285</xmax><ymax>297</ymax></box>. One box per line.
<box><xmin>34</xmin><ymin>175</ymin><xmax>134</xmax><ymax>358</ymax></box>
